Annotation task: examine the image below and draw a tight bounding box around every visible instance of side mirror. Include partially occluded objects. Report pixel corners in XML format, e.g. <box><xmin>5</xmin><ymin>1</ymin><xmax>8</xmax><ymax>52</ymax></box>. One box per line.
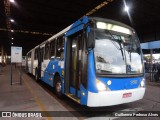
<box><xmin>86</xmin><ymin>27</ymin><xmax>95</xmax><ymax>49</ymax></box>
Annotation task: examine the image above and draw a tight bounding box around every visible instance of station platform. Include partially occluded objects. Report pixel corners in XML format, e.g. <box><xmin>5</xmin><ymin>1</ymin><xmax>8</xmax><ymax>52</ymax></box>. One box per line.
<box><xmin>0</xmin><ymin>65</ymin><xmax>160</xmax><ymax>120</ymax></box>
<box><xmin>146</xmin><ymin>73</ymin><xmax>160</xmax><ymax>86</ymax></box>
<box><xmin>0</xmin><ymin>65</ymin><xmax>78</xmax><ymax>120</ymax></box>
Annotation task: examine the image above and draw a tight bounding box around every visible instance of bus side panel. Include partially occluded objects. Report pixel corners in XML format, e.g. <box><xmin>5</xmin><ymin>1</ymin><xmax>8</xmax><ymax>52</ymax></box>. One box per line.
<box><xmin>62</xmin><ymin>37</ymin><xmax>67</xmax><ymax>94</ymax></box>
<box><xmin>33</xmin><ymin>60</ymin><xmax>38</xmax><ymax>76</ymax></box>
<box><xmin>31</xmin><ymin>50</ymin><xmax>34</xmax><ymax>75</ymax></box>
<box><xmin>25</xmin><ymin>55</ymin><xmax>29</xmax><ymax>73</ymax></box>
<box><xmin>87</xmin><ymin>50</ymin><xmax>98</xmax><ymax>93</ymax></box>
<box><xmin>28</xmin><ymin>61</ymin><xmax>31</xmax><ymax>73</ymax></box>
<box><xmin>43</xmin><ymin>59</ymin><xmax>58</xmax><ymax>87</ymax></box>
<box><xmin>97</xmin><ymin>77</ymin><xmax>142</xmax><ymax>91</ymax></box>
<box><xmin>32</xmin><ymin>49</ymin><xmax>37</xmax><ymax>76</ymax></box>
<box><xmin>28</xmin><ymin>53</ymin><xmax>32</xmax><ymax>74</ymax></box>
<box><xmin>80</xmin><ymin>84</ymin><xmax>88</xmax><ymax>105</ymax></box>
<box><xmin>42</xmin><ymin>59</ymin><xmax>64</xmax><ymax>88</ymax></box>
<box><xmin>41</xmin><ymin>59</ymin><xmax>50</xmax><ymax>83</ymax></box>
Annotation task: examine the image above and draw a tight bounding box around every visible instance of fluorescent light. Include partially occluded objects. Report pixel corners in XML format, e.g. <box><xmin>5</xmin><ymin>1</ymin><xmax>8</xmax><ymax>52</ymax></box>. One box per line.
<box><xmin>112</xmin><ymin>25</ymin><xmax>131</xmax><ymax>35</ymax></box>
<box><xmin>96</xmin><ymin>22</ymin><xmax>132</xmax><ymax>35</ymax></box>
<box><xmin>124</xmin><ymin>6</ymin><xmax>129</xmax><ymax>12</ymax></box>
<box><xmin>10</xmin><ymin>0</ymin><xmax>15</xmax><ymax>3</ymax></box>
<box><xmin>10</xmin><ymin>19</ymin><xmax>14</xmax><ymax>23</ymax></box>
<box><xmin>96</xmin><ymin>22</ymin><xmax>107</xmax><ymax>29</ymax></box>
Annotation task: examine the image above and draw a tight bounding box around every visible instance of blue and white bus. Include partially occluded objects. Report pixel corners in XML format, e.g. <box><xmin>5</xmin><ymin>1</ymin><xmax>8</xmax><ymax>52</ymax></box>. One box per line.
<box><xmin>26</xmin><ymin>16</ymin><xmax>145</xmax><ymax>107</ymax></box>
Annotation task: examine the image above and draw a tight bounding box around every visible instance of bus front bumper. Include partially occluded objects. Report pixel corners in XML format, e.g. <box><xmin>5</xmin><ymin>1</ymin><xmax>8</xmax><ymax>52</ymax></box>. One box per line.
<box><xmin>87</xmin><ymin>88</ymin><xmax>145</xmax><ymax>107</ymax></box>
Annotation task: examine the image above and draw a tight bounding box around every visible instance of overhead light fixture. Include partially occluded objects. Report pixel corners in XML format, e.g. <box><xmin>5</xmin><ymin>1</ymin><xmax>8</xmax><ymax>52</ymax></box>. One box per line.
<box><xmin>10</xmin><ymin>19</ymin><xmax>14</xmax><ymax>23</ymax></box>
<box><xmin>11</xmin><ymin>43</ymin><xmax>14</xmax><ymax>45</ymax></box>
<box><xmin>11</xmin><ymin>30</ymin><xmax>14</xmax><ymax>32</ymax></box>
<box><xmin>11</xmin><ymin>38</ymin><xmax>14</xmax><ymax>40</ymax></box>
<box><xmin>10</xmin><ymin>0</ymin><xmax>15</xmax><ymax>3</ymax></box>
<box><xmin>124</xmin><ymin>6</ymin><xmax>129</xmax><ymax>12</ymax></box>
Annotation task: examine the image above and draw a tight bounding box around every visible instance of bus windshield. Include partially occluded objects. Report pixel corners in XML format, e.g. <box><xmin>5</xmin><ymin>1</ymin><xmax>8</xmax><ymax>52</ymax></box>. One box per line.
<box><xmin>94</xmin><ymin>29</ymin><xmax>143</xmax><ymax>75</ymax></box>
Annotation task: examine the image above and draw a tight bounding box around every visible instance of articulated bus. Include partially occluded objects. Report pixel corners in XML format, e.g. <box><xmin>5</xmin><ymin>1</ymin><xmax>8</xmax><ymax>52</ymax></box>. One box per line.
<box><xmin>26</xmin><ymin>16</ymin><xmax>145</xmax><ymax>107</ymax></box>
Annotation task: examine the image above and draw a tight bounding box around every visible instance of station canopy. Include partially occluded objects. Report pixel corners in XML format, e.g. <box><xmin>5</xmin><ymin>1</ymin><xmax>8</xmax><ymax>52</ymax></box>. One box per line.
<box><xmin>141</xmin><ymin>41</ymin><xmax>160</xmax><ymax>54</ymax></box>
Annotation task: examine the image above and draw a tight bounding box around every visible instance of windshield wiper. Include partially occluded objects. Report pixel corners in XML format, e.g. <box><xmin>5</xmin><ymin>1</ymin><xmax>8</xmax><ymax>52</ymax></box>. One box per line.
<box><xmin>118</xmin><ymin>41</ymin><xmax>124</xmax><ymax>60</ymax></box>
<box><xmin>105</xmin><ymin>30</ymin><xmax>125</xmax><ymax>60</ymax></box>
<box><xmin>129</xmin><ymin>35</ymin><xmax>134</xmax><ymax>62</ymax></box>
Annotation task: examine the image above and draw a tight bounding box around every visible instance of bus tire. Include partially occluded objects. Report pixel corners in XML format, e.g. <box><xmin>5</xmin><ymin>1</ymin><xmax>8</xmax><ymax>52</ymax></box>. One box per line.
<box><xmin>35</xmin><ymin>69</ymin><xmax>39</xmax><ymax>82</ymax></box>
<box><xmin>54</xmin><ymin>76</ymin><xmax>63</xmax><ymax>98</ymax></box>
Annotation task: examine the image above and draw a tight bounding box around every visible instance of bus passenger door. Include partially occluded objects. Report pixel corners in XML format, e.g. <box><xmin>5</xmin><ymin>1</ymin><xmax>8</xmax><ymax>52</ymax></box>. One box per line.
<box><xmin>37</xmin><ymin>47</ymin><xmax>44</xmax><ymax>80</ymax></box>
<box><xmin>65</xmin><ymin>33</ymin><xmax>83</xmax><ymax>100</ymax></box>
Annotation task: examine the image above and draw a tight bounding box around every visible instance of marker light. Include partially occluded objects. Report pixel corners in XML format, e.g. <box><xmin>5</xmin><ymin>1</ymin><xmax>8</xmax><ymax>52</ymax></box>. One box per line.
<box><xmin>82</xmin><ymin>92</ymin><xmax>85</xmax><ymax>96</ymax></box>
<box><xmin>107</xmin><ymin>80</ymin><xmax>112</xmax><ymax>86</ymax></box>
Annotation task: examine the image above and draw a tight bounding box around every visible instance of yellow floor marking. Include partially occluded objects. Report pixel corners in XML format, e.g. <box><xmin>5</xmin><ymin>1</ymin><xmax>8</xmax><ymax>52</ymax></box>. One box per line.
<box><xmin>22</xmin><ymin>75</ymin><xmax>52</xmax><ymax>120</ymax></box>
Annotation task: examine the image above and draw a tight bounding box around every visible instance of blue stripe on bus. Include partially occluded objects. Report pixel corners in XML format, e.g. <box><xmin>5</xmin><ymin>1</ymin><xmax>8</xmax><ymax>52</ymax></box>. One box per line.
<box><xmin>66</xmin><ymin>16</ymin><xmax>89</xmax><ymax>37</ymax></box>
<box><xmin>63</xmin><ymin>38</ymin><xmax>67</xmax><ymax>94</ymax></box>
<box><xmin>66</xmin><ymin>24</ymin><xmax>84</xmax><ymax>37</ymax></box>
<box><xmin>80</xmin><ymin>84</ymin><xmax>88</xmax><ymax>105</ymax></box>
<box><xmin>87</xmin><ymin>26</ymin><xmax>90</xmax><ymax>32</ymax></box>
<box><xmin>87</xmin><ymin>50</ymin><xmax>98</xmax><ymax>93</ymax></box>
<box><xmin>70</xmin><ymin>87</ymin><xmax>76</xmax><ymax>95</ymax></box>
<box><xmin>78</xmin><ymin>90</ymin><xmax>81</xmax><ymax>98</ymax></box>
<box><xmin>70</xmin><ymin>16</ymin><xmax>88</xmax><ymax>29</ymax></box>
<box><xmin>69</xmin><ymin>87</ymin><xmax>81</xmax><ymax>98</ymax></box>
<box><xmin>97</xmin><ymin>77</ymin><xmax>142</xmax><ymax>91</ymax></box>
<box><xmin>42</xmin><ymin>59</ymin><xmax>64</xmax><ymax>88</ymax></box>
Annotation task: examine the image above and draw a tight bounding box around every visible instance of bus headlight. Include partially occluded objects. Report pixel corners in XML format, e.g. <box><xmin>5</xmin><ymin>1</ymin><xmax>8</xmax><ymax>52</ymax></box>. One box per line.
<box><xmin>140</xmin><ymin>78</ymin><xmax>145</xmax><ymax>87</ymax></box>
<box><xmin>96</xmin><ymin>79</ymin><xmax>106</xmax><ymax>91</ymax></box>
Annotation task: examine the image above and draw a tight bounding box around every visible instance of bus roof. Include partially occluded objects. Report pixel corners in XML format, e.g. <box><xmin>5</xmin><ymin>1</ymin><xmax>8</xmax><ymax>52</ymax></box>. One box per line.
<box><xmin>27</xmin><ymin>16</ymin><xmax>135</xmax><ymax>54</ymax></box>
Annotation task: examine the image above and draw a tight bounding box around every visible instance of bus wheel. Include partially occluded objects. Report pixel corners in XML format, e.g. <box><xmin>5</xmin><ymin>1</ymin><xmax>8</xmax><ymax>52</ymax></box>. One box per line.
<box><xmin>35</xmin><ymin>69</ymin><xmax>39</xmax><ymax>82</ymax></box>
<box><xmin>55</xmin><ymin>76</ymin><xmax>63</xmax><ymax>98</ymax></box>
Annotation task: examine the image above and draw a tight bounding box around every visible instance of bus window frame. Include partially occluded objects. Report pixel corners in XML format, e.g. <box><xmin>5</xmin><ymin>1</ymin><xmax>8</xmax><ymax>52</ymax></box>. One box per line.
<box><xmin>34</xmin><ymin>48</ymin><xmax>38</xmax><ymax>60</ymax></box>
<box><xmin>56</xmin><ymin>35</ymin><xmax>65</xmax><ymax>60</ymax></box>
<box><xmin>50</xmin><ymin>39</ymin><xmax>56</xmax><ymax>59</ymax></box>
<box><xmin>44</xmin><ymin>42</ymin><xmax>50</xmax><ymax>60</ymax></box>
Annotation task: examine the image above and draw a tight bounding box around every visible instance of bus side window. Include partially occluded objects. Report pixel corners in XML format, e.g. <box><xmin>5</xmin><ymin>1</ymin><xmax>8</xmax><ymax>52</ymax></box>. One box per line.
<box><xmin>50</xmin><ymin>40</ymin><xmax>56</xmax><ymax>59</ymax></box>
<box><xmin>34</xmin><ymin>49</ymin><xmax>36</xmax><ymax>60</ymax></box>
<box><xmin>44</xmin><ymin>43</ymin><xmax>50</xmax><ymax>60</ymax></box>
<box><xmin>28</xmin><ymin>52</ymin><xmax>31</xmax><ymax>61</ymax></box>
<box><xmin>56</xmin><ymin>36</ymin><xmax>64</xmax><ymax>60</ymax></box>
<box><xmin>41</xmin><ymin>47</ymin><xmax>44</xmax><ymax>62</ymax></box>
<box><xmin>34</xmin><ymin>48</ymin><xmax>38</xmax><ymax>60</ymax></box>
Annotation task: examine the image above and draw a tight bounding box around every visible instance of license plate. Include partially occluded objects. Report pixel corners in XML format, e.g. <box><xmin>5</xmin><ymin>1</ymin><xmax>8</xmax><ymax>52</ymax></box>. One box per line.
<box><xmin>122</xmin><ymin>93</ymin><xmax>132</xmax><ymax>98</ymax></box>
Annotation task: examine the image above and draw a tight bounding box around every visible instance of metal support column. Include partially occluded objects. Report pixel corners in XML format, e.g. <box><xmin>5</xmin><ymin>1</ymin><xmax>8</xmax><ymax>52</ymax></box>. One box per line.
<box><xmin>150</xmin><ymin>49</ymin><xmax>153</xmax><ymax>82</ymax></box>
<box><xmin>1</xmin><ymin>45</ymin><xmax>4</xmax><ymax>63</ymax></box>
